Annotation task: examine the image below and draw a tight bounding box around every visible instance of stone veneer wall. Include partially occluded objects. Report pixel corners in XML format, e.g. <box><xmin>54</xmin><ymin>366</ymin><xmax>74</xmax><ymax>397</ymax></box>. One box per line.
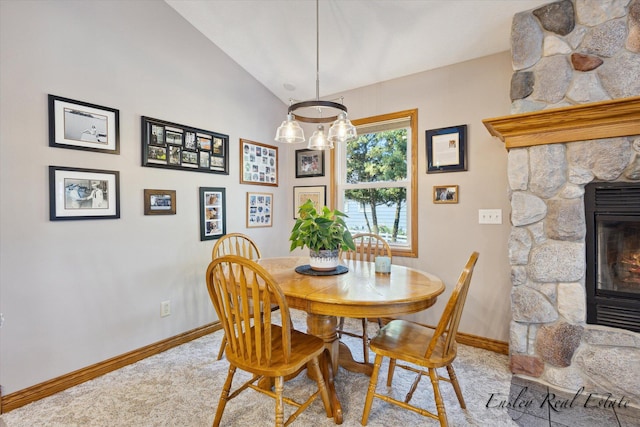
<box><xmin>506</xmin><ymin>0</ymin><xmax>640</xmax><ymax>403</ymax></box>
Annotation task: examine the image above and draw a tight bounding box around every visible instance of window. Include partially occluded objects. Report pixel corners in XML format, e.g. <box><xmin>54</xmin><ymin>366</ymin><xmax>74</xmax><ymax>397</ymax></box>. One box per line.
<box><xmin>332</xmin><ymin>109</ymin><xmax>418</xmax><ymax>257</ymax></box>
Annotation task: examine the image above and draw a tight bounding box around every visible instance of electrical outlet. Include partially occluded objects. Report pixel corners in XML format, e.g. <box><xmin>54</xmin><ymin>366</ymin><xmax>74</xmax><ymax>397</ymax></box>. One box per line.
<box><xmin>478</xmin><ymin>209</ymin><xmax>502</xmax><ymax>224</ymax></box>
<box><xmin>160</xmin><ymin>300</ymin><xmax>171</xmax><ymax>317</ymax></box>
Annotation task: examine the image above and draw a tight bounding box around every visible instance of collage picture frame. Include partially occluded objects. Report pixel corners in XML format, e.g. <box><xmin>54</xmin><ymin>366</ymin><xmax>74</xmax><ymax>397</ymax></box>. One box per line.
<box><xmin>142</xmin><ymin>116</ymin><xmax>229</xmax><ymax>175</ymax></box>
<box><xmin>246</xmin><ymin>192</ymin><xmax>273</xmax><ymax>228</ymax></box>
<box><xmin>199</xmin><ymin>187</ymin><xmax>226</xmax><ymax>241</ymax></box>
<box><xmin>240</xmin><ymin>139</ymin><xmax>278</xmax><ymax>186</ymax></box>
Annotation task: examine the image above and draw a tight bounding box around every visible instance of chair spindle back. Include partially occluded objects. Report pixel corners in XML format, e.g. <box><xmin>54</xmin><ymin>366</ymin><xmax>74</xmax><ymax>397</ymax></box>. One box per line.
<box><xmin>206</xmin><ymin>255</ymin><xmax>290</xmax><ymax>366</ymax></box>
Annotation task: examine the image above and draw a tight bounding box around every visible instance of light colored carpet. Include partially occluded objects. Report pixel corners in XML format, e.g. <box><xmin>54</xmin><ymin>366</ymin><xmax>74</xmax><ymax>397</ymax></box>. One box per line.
<box><xmin>1</xmin><ymin>311</ymin><xmax>518</xmax><ymax>426</ymax></box>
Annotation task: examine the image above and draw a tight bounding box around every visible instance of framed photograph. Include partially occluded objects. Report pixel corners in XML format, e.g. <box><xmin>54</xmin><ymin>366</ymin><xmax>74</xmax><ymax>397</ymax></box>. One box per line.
<box><xmin>200</xmin><ymin>187</ymin><xmax>226</xmax><ymax>241</ymax></box>
<box><xmin>426</xmin><ymin>124</ymin><xmax>467</xmax><ymax>173</ymax></box>
<box><xmin>142</xmin><ymin>116</ymin><xmax>229</xmax><ymax>175</ymax></box>
<box><xmin>433</xmin><ymin>185</ymin><xmax>459</xmax><ymax>204</ymax></box>
<box><xmin>293</xmin><ymin>185</ymin><xmax>326</xmax><ymax>219</ymax></box>
<box><xmin>49</xmin><ymin>166</ymin><xmax>120</xmax><ymax>220</ymax></box>
<box><xmin>240</xmin><ymin>139</ymin><xmax>278</xmax><ymax>186</ymax></box>
<box><xmin>295</xmin><ymin>149</ymin><xmax>325</xmax><ymax>178</ymax></box>
<box><xmin>144</xmin><ymin>189</ymin><xmax>176</xmax><ymax>215</ymax></box>
<box><xmin>48</xmin><ymin>95</ymin><xmax>120</xmax><ymax>154</ymax></box>
<box><xmin>246</xmin><ymin>192</ymin><xmax>273</xmax><ymax>228</ymax></box>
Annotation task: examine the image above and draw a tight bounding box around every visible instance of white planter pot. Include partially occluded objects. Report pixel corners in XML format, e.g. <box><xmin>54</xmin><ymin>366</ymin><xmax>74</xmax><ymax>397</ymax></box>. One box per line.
<box><xmin>309</xmin><ymin>249</ymin><xmax>339</xmax><ymax>271</ymax></box>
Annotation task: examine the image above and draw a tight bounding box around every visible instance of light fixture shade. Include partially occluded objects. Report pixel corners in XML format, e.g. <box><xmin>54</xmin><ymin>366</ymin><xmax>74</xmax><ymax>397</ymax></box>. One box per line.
<box><xmin>274</xmin><ymin>114</ymin><xmax>305</xmax><ymax>143</ymax></box>
<box><xmin>308</xmin><ymin>125</ymin><xmax>333</xmax><ymax>150</ymax></box>
<box><xmin>328</xmin><ymin>112</ymin><xmax>357</xmax><ymax>143</ymax></box>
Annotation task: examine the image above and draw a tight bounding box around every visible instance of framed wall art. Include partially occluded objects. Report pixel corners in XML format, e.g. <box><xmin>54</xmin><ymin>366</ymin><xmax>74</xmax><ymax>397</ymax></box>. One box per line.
<box><xmin>295</xmin><ymin>148</ymin><xmax>325</xmax><ymax>178</ymax></box>
<box><xmin>246</xmin><ymin>192</ymin><xmax>273</xmax><ymax>228</ymax></box>
<box><xmin>433</xmin><ymin>185</ymin><xmax>459</xmax><ymax>204</ymax></box>
<box><xmin>293</xmin><ymin>185</ymin><xmax>326</xmax><ymax>219</ymax></box>
<box><xmin>144</xmin><ymin>189</ymin><xmax>176</xmax><ymax>215</ymax></box>
<box><xmin>48</xmin><ymin>94</ymin><xmax>120</xmax><ymax>154</ymax></box>
<box><xmin>199</xmin><ymin>187</ymin><xmax>226</xmax><ymax>241</ymax></box>
<box><xmin>49</xmin><ymin>166</ymin><xmax>120</xmax><ymax>220</ymax></box>
<box><xmin>426</xmin><ymin>124</ymin><xmax>467</xmax><ymax>173</ymax></box>
<box><xmin>240</xmin><ymin>139</ymin><xmax>278</xmax><ymax>186</ymax></box>
<box><xmin>142</xmin><ymin>116</ymin><xmax>229</xmax><ymax>175</ymax></box>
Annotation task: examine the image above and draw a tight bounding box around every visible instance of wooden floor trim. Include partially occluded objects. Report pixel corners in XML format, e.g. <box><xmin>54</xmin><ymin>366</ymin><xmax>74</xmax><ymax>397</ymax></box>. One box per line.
<box><xmin>0</xmin><ymin>322</ymin><xmax>222</xmax><ymax>414</ymax></box>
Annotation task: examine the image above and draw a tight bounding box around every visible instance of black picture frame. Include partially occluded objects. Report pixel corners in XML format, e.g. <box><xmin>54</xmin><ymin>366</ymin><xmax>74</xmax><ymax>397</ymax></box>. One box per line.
<box><xmin>426</xmin><ymin>124</ymin><xmax>467</xmax><ymax>173</ymax></box>
<box><xmin>142</xmin><ymin>116</ymin><xmax>229</xmax><ymax>175</ymax></box>
<box><xmin>49</xmin><ymin>166</ymin><xmax>120</xmax><ymax>220</ymax></box>
<box><xmin>48</xmin><ymin>95</ymin><xmax>120</xmax><ymax>154</ymax></box>
<box><xmin>295</xmin><ymin>149</ymin><xmax>325</xmax><ymax>178</ymax></box>
<box><xmin>293</xmin><ymin>185</ymin><xmax>327</xmax><ymax>219</ymax></box>
<box><xmin>144</xmin><ymin>189</ymin><xmax>176</xmax><ymax>215</ymax></box>
<box><xmin>199</xmin><ymin>187</ymin><xmax>226</xmax><ymax>241</ymax></box>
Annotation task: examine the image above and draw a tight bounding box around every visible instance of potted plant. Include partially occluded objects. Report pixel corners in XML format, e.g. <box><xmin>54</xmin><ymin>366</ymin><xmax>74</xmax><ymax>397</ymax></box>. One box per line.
<box><xmin>289</xmin><ymin>200</ymin><xmax>356</xmax><ymax>271</ymax></box>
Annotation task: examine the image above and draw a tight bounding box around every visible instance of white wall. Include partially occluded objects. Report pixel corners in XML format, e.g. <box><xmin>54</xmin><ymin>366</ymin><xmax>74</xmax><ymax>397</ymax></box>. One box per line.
<box><xmin>1</xmin><ymin>1</ymin><xmax>514</xmax><ymax>396</ymax></box>
<box><xmin>0</xmin><ymin>0</ymin><xmax>290</xmax><ymax>394</ymax></box>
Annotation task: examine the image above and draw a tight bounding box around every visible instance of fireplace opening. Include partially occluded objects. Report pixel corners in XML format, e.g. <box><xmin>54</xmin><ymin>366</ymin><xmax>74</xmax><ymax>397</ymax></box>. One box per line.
<box><xmin>585</xmin><ymin>182</ymin><xmax>640</xmax><ymax>333</ymax></box>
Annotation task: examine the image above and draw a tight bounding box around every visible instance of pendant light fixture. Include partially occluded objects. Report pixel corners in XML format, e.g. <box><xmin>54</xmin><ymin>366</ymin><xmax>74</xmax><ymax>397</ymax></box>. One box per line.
<box><xmin>274</xmin><ymin>0</ymin><xmax>357</xmax><ymax>149</ymax></box>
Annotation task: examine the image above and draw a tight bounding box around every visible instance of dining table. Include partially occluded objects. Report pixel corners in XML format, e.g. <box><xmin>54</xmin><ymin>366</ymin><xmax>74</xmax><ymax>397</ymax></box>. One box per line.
<box><xmin>257</xmin><ymin>256</ymin><xmax>445</xmax><ymax>424</ymax></box>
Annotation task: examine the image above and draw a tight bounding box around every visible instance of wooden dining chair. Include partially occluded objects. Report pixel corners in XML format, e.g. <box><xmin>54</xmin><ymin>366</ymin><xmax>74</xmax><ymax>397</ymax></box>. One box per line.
<box><xmin>211</xmin><ymin>232</ymin><xmax>262</xmax><ymax>260</ymax></box>
<box><xmin>206</xmin><ymin>255</ymin><xmax>333</xmax><ymax>427</ymax></box>
<box><xmin>338</xmin><ymin>232</ymin><xmax>392</xmax><ymax>364</ymax></box>
<box><xmin>361</xmin><ymin>252</ymin><xmax>479</xmax><ymax>427</ymax></box>
<box><xmin>212</xmin><ymin>233</ymin><xmax>277</xmax><ymax>360</ymax></box>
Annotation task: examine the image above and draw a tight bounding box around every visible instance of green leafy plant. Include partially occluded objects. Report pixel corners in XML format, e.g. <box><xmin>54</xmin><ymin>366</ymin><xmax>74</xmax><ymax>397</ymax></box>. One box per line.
<box><xmin>289</xmin><ymin>200</ymin><xmax>356</xmax><ymax>253</ymax></box>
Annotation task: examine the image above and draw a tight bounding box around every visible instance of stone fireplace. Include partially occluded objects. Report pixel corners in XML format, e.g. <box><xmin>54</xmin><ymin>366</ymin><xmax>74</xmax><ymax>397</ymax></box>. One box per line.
<box><xmin>483</xmin><ymin>0</ymin><xmax>640</xmax><ymax>406</ymax></box>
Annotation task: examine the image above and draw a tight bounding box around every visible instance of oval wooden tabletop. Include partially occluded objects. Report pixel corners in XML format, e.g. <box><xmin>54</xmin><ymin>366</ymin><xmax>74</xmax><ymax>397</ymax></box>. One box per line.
<box><xmin>258</xmin><ymin>256</ymin><xmax>445</xmax><ymax>318</ymax></box>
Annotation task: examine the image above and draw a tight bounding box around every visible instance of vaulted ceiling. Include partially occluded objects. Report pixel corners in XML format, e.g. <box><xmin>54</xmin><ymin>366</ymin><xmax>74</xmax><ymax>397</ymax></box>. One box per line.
<box><xmin>166</xmin><ymin>0</ymin><xmax>550</xmax><ymax>104</ymax></box>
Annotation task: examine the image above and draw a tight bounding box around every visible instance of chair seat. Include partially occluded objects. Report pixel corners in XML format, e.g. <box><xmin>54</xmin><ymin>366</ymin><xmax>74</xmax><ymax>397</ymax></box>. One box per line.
<box><xmin>227</xmin><ymin>324</ymin><xmax>326</xmax><ymax>377</ymax></box>
<box><xmin>369</xmin><ymin>319</ymin><xmax>457</xmax><ymax>368</ymax></box>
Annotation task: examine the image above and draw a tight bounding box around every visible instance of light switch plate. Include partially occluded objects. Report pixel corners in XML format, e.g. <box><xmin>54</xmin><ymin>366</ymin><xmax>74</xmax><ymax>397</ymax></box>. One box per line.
<box><xmin>479</xmin><ymin>209</ymin><xmax>502</xmax><ymax>224</ymax></box>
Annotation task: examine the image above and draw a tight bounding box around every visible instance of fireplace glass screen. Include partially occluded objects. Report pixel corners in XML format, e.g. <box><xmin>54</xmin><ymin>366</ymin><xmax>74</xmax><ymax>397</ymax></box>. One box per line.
<box><xmin>596</xmin><ymin>218</ymin><xmax>640</xmax><ymax>296</ymax></box>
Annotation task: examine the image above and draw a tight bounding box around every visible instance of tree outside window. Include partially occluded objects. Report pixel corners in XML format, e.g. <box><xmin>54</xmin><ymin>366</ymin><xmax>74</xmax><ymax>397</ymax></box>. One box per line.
<box><xmin>333</xmin><ymin>109</ymin><xmax>418</xmax><ymax>257</ymax></box>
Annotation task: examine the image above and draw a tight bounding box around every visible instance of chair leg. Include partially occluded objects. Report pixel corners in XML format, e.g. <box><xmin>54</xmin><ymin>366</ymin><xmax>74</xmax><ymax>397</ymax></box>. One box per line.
<box><xmin>428</xmin><ymin>367</ymin><xmax>448</xmax><ymax>427</ymax></box>
<box><xmin>446</xmin><ymin>364</ymin><xmax>466</xmax><ymax>409</ymax></box>
<box><xmin>361</xmin><ymin>318</ymin><xmax>369</xmax><ymax>364</ymax></box>
<box><xmin>361</xmin><ymin>354</ymin><xmax>383</xmax><ymax>425</ymax></box>
<box><xmin>386</xmin><ymin>358</ymin><xmax>396</xmax><ymax>387</ymax></box>
<box><xmin>275</xmin><ymin>376</ymin><xmax>284</xmax><ymax>427</ymax></box>
<box><xmin>216</xmin><ymin>335</ymin><xmax>227</xmax><ymax>360</ymax></box>
<box><xmin>337</xmin><ymin>317</ymin><xmax>345</xmax><ymax>338</ymax></box>
<box><xmin>213</xmin><ymin>365</ymin><xmax>236</xmax><ymax>427</ymax></box>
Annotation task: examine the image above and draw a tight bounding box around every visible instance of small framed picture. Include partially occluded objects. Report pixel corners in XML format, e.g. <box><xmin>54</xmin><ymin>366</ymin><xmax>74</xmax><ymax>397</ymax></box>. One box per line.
<box><xmin>426</xmin><ymin>124</ymin><xmax>467</xmax><ymax>173</ymax></box>
<box><xmin>240</xmin><ymin>139</ymin><xmax>278</xmax><ymax>186</ymax></box>
<box><xmin>295</xmin><ymin>149</ymin><xmax>325</xmax><ymax>178</ymax></box>
<box><xmin>49</xmin><ymin>166</ymin><xmax>120</xmax><ymax>220</ymax></box>
<box><xmin>48</xmin><ymin>95</ymin><xmax>120</xmax><ymax>154</ymax></box>
<box><xmin>200</xmin><ymin>187</ymin><xmax>226</xmax><ymax>241</ymax></box>
<box><xmin>433</xmin><ymin>185</ymin><xmax>459</xmax><ymax>204</ymax></box>
<box><xmin>144</xmin><ymin>189</ymin><xmax>176</xmax><ymax>215</ymax></box>
<box><xmin>293</xmin><ymin>185</ymin><xmax>326</xmax><ymax>219</ymax></box>
<box><xmin>247</xmin><ymin>192</ymin><xmax>273</xmax><ymax>228</ymax></box>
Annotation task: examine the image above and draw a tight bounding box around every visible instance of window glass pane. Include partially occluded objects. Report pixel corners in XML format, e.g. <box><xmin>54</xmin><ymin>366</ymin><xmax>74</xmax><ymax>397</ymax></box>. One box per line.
<box><xmin>344</xmin><ymin>188</ymin><xmax>408</xmax><ymax>246</ymax></box>
<box><xmin>346</xmin><ymin>129</ymin><xmax>407</xmax><ymax>183</ymax></box>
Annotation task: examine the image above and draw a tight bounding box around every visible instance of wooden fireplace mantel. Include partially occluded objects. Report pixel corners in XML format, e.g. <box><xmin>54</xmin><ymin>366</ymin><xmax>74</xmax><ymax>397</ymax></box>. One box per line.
<box><xmin>482</xmin><ymin>96</ymin><xmax>640</xmax><ymax>150</ymax></box>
